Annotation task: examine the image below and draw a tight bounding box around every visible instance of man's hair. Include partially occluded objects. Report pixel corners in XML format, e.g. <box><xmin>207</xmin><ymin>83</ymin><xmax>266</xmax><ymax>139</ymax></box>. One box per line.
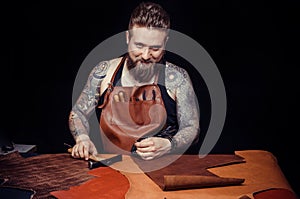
<box><xmin>128</xmin><ymin>2</ymin><xmax>170</xmax><ymax>30</ymax></box>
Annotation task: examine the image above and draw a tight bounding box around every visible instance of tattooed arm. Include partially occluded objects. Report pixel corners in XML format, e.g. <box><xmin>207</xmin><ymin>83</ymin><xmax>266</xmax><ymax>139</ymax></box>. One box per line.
<box><xmin>166</xmin><ymin>63</ymin><xmax>200</xmax><ymax>152</ymax></box>
<box><xmin>68</xmin><ymin>61</ymin><xmax>109</xmax><ymax>160</ymax></box>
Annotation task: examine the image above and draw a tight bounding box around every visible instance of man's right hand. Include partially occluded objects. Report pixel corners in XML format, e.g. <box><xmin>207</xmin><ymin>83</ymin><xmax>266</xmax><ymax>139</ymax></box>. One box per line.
<box><xmin>71</xmin><ymin>135</ymin><xmax>98</xmax><ymax>160</ymax></box>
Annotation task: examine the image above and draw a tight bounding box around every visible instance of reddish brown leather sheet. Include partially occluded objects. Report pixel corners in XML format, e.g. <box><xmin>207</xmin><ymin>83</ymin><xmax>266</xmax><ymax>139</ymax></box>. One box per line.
<box><xmin>50</xmin><ymin>167</ymin><xmax>130</xmax><ymax>199</ymax></box>
<box><xmin>133</xmin><ymin>154</ymin><xmax>246</xmax><ymax>190</ymax></box>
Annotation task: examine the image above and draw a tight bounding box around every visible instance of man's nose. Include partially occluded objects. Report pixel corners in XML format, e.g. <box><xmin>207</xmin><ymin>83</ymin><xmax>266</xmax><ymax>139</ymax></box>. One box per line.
<box><xmin>141</xmin><ymin>47</ymin><xmax>151</xmax><ymax>60</ymax></box>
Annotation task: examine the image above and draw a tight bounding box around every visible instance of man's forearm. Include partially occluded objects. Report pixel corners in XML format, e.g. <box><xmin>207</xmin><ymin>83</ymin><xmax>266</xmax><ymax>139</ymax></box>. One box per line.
<box><xmin>173</xmin><ymin>125</ymin><xmax>199</xmax><ymax>150</ymax></box>
<box><xmin>68</xmin><ymin>110</ymin><xmax>90</xmax><ymax>141</ymax></box>
<box><xmin>174</xmin><ymin>92</ymin><xmax>200</xmax><ymax>150</ymax></box>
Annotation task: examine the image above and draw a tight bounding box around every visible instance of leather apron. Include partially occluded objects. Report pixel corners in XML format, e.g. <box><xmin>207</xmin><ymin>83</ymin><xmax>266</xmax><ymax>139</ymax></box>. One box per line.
<box><xmin>97</xmin><ymin>56</ymin><xmax>167</xmax><ymax>154</ymax></box>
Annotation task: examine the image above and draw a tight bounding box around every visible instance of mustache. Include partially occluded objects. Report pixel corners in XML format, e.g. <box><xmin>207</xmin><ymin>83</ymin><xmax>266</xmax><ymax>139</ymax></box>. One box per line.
<box><xmin>127</xmin><ymin>58</ymin><xmax>154</xmax><ymax>70</ymax></box>
<box><xmin>139</xmin><ymin>59</ymin><xmax>153</xmax><ymax>64</ymax></box>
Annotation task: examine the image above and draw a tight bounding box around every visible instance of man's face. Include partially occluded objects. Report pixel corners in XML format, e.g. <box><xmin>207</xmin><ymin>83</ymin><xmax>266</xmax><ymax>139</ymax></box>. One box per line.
<box><xmin>126</xmin><ymin>26</ymin><xmax>168</xmax><ymax>82</ymax></box>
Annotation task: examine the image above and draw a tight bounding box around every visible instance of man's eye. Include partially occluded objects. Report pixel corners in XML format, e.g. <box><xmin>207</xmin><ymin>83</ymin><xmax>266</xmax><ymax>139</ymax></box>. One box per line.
<box><xmin>136</xmin><ymin>44</ymin><xmax>143</xmax><ymax>48</ymax></box>
<box><xmin>150</xmin><ymin>47</ymin><xmax>160</xmax><ymax>51</ymax></box>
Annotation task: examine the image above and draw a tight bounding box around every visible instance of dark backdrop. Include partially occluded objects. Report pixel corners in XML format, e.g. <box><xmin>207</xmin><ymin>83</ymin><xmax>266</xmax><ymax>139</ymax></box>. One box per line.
<box><xmin>2</xmin><ymin>0</ymin><xmax>299</xmax><ymax>195</ymax></box>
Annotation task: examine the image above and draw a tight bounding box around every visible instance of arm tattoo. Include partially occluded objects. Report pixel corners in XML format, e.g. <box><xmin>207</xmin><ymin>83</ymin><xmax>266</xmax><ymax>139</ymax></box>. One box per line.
<box><xmin>165</xmin><ymin>62</ymin><xmax>200</xmax><ymax>150</ymax></box>
<box><xmin>69</xmin><ymin>61</ymin><xmax>109</xmax><ymax>139</ymax></box>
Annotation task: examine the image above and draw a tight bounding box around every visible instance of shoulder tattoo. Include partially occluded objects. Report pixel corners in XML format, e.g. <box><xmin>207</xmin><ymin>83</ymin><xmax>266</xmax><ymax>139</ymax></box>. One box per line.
<box><xmin>165</xmin><ymin>62</ymin><xmax>189</xmax><ymax>91</ymax></box>
<box><xmin>83</xmin><ymin>61</ymin><xmax>109</xmax><ymax>102</ymax></box>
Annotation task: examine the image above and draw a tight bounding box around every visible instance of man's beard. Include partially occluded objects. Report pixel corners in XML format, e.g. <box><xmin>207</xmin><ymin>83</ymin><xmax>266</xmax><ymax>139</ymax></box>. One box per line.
<box><xmin>126</xmin><ymin>56</ymin><xmax>160</xmax><ymax>83</ymax></box>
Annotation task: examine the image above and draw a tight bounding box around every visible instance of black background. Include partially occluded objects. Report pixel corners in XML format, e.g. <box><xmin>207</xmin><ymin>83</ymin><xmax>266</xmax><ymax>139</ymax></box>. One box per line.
<box><xmin>2</xmin><ymin>0</ymin><xmax>299</xmax><ymax>195</ymax></box>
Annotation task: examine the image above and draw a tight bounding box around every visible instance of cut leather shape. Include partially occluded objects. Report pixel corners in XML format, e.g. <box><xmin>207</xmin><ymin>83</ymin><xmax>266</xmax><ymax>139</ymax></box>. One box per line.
<box><xmin>253</xmin><ymin>188</ymin><xmax>299</xmax><ymax>199</ymax></box>
<box><xmin>0</xmin><ymin>152</ymin><xmax>95</xmax><ymax>198</ymax></box>
<box><xmin>50</xmin><ymin>167</ymin><xmax>130</xmax><ymax>199</ymax></box>
<box><xmin>133</xmin><ymin>154</ymin><xmax>246</xmax><ymax>191</ymax></box>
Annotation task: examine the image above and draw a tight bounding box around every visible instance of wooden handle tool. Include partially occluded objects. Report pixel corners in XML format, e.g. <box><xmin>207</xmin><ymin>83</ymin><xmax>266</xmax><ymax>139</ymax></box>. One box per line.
<box><xmin>67</xmin><ymin>147</ymin><xmax>122</xmax><ymax>169</ymax></box>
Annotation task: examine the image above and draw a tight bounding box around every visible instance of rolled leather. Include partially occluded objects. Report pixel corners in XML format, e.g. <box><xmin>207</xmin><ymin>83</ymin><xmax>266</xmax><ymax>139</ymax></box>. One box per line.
<box><xmin>163</xmin><ymin>175</ymin><xmax>245</xmax><ymax>190</ymax></box>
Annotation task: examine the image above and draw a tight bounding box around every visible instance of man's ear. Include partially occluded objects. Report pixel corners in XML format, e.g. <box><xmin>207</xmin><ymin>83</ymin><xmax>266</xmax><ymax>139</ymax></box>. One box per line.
<box><xmin>126</xmin><ymin>31</ymin><xmax>130</xmax><ymax>44</ymax></box>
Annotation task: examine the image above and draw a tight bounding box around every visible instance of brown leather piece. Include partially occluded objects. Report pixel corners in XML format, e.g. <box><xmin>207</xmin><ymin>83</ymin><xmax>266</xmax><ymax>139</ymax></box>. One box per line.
<box><xmin>132</xmin><ymin>153</ymin><xmax>246</xmax><ymax>190</ymax></box>
<box><xmin>50</xmin><ymin>167</ymin><xmax>130</xmax><ymax>199</ymax></box>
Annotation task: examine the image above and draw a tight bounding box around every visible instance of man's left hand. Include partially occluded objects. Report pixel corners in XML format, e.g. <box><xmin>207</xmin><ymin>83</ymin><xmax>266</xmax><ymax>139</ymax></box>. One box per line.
<box><xmin>134</xmin><ymin>137</ymin><xmax>171</xmax><ymax>160</ymax></box>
